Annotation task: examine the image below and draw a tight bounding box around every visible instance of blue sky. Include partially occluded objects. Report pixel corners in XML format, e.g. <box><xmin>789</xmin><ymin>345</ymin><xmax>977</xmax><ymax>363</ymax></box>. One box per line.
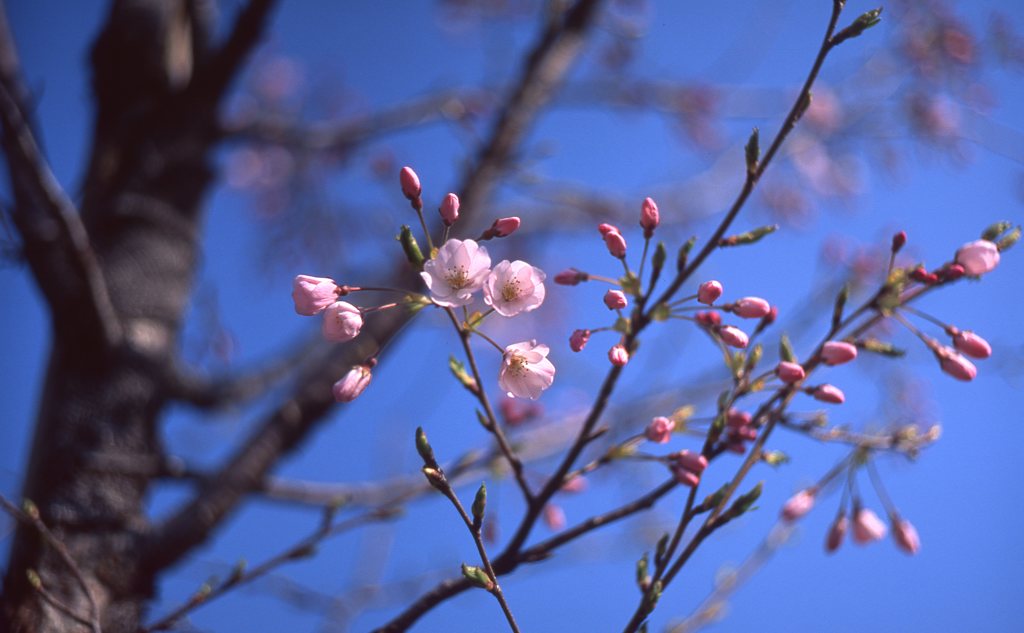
<box><xmin>2</xmin><ymin>1</ymin><xmax>1023</xmax><ymax>632</ymax></box>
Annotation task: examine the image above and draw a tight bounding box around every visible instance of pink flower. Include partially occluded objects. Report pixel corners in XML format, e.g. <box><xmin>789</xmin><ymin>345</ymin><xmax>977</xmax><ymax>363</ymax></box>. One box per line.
<box><xmin>332</xmin><ymin>364</ymin><xmax>372</xmax><ymax>402</ymax></box>
<box><xmin>697</xmin><ymin>280</ymin><xmax>723</xmax><ymax>305</ymax></box>
<box><xmin>826</xmin><ymin>513</ymin><xmax>848</xmax><ymax>553</ymax></box>
<box><xmin>852</xmin><ymin>507</ymin><xmax>887</xmax><ymax>544</ymax></box>
<box><xmin>645</xmin><ymin>416</ymin><xmax>675</xmax><ymax>444</ymax></box>
<box><xmin>554</xmin><ymin>268</ymin><xmax>588</xmax><ymax>286</ymax></box>
<box><xmin>322</xmin><ymin>301</ymin><xmax>363</xmax><ymax>342</ymax></box>
<box><xmin>292</xmin><ymin>275</ymin><xmax>339</xmax><ymax>316</ymax></box>
<box><xmin>608</xmin><ymin>344</ymin><xmax>629</xmax><ymax>367</ymax></box>
<box><xmin>603</xmin><ymin>289</ymin><xmax>628</xmax><ymax>310</ymax></box>
<box><xmin>892</xmin><ymin>516</ymin><xmax>921</xmax><ymax>555</ymax></box>
<box><xmin>499</xmin><ymin>340</ymin><xmax>556</xmax><ymax>400</ymax></box>
<box><xmin>640</xmin><ymin>197</ymin><xmax>659</xmax><ymax>238</ymax></box>
<box><xmin>821</xmin><ymin>341</ymin><xmax>858</xmax><ymax>366</ymax></box>
<box><xmin>569</xmin><ymin>329</ymin><xmax>591</xmax><ymax>352</ymax></box>
<box><xmin>776</xmin><ymin>361</ymin><xmax>806</xmax><ymax>384</ymax></box>
<box><xmin>490</xmin><ymin>216</ymin><xmax>521</xmax><ymax>238</ymax></box>
<box><xmin>732</xmin><ymin>297</ymin><xmax>771</xmax><ymax>319</ymax></box>
<box><xmin>781</xmin><ymin>489</ymin><xmax>816</xmax><ymax>522</ymax></box>
<box><xmin>543</xmin><ymin>504</ymin><xmax>566</xmax><ymax>531</ymax></box>
<box><xmin>718</xmin><ymin>325</ymin><xmax>749</xmax><ymax>349</ymax></box>
<box><xmin>439</xmin><ymin>193</ymin><xmax>460</xmax><ymax>226</ymax></box>
<box><xmin>604</xmin><ymin>230</ymin><xmax>627</xmax><ymax>258</ymax></box>
<box><xmin>483</xmin><ymin>260</ymin><xmax>546</xmax><ymax>317</ymax></box>
<box><xmin>951</xmin><ymin>329</ymin><xmax>992</xmax><ymax>359</ymax></box>
<box><xmin>420</xmin><ymin>238</ymin><xmax>492</xmax><ymax>307</ymax></box>
<box><xmin>955</xmin><ymin>239</ymin><xmax>1000</xmax><ymax>275</ymax></box>
<box><xmin>399</xmin><ymin>166</ymin><xmax>421</xmax><ymax>200</ymax></box>
<box><xmin>812</xmin><ymin>384</ymin><xmax>845</xmax><ymax>404</ymax></box>
<box><xmin>598</xmin><ymin>223</ymin><xmax>620</xmax><ymax>237</ymax></box>
<box><xmin>936</xmin><ymin>346</ymin><xmax>977</xmax><ymax>381</ymax></box>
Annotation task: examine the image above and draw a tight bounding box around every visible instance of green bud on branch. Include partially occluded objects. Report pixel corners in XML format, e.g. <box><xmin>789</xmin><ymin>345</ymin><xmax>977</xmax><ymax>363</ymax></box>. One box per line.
<box><xmin>397</xmin><ymin>225</ymin><xmax>425</xmax><ymax>270</ymax></box>
<box><xmin>461</xmin><ymin>563</ymin><xmax>495</xmax><ymax>591</ymax></box>
<box><xmin>415</xmin><ymin>426</ymin><xmax>437</xmax><ymax>467</ymax></box>
<box><xmin>719</xmin><ymin>225</ymin><xmax>778</xmax><ymax>247</ymax></box>
<box><xmin>745</xmin><ymin>127</ymin><xmax>760</xmax><ymax>175</ymax></box>
<box><xmin>448</xmin><ymin>356</ymin><xmax>479</xmax><ymax>395</ymax></box>
<box><xmin>831</xmin><ymin>7</ymin><xmax>883</xmax><ymax>46</ymax></box>
<box><xmin>677</xmin><ymin>236</ymin><xmax>696</xmax><ymax>272</ymax></box>
<box><xmin>472</xmin><ymin>482</ymin><xmax>487</xmax><ymax>530</ymax></box>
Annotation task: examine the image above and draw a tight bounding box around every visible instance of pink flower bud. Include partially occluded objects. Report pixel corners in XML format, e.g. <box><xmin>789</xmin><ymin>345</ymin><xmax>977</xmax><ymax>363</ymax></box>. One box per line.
<box><xmin>697</xmin><ymin>280</ymin><xmax>723</xmax><ymax>305</ymax></box>
<box><xmin>603</xmin><ymin>230</ymin><xmax>627</xmax><ymax>258</ymax></box>
<box><xmin>491</xmin><ymin>216</ymin><xmax>521</xmax><ymax>237</ymax></box>
<box><xmin>812</xmin><ymin>384</ymin><xmax>845</xmax><ymax>404</ymax></box>
<box><xmin>561</xmin><ymin>476</ymin><xmax>588</xmax><ymax>493</ymax></box>
<box><xmin>554</xmin><ymin>268</ymin><xmax>588</xmax><ymax>285</ymax></box>
<box><xmin>852</xmin><ymin>507</ymin><xmax>887</xmax><ymax>544</ymax></box>
<box><xmin>910</xmin><ymin>266</ymin><xmax>939</xmax><ymax>285</ymax></box>
<box><xmin>673</xmin><ymin>450</ymin><xmax>708</xmax><ymax>474</ymax></box>
<box><xmin>645</xmin><ymin>416</ymin><xmax>675</xmax><ymax>444</ymax></box>
<box><xmin>672</xmin><ymin>467</ymin><xmax>700</xmax><ymax>487</ymax></box>
<box><xmin>826</xmin><ymin>513</ymin><xmax>848</xmax><ymax>553</ymax></box>
<box><xmin>439</xmin><ymin>193</ymin><xmax>460</xmax><ymax>226</ymax></box>
<box><xmin>322</xmin><ymin>301</ymin><xmax>363</xmax><ymax>342</ymax></box>
<box><xmin>821</xmin><ymin>341</ymin><xmax>858</xmax><ymax>366</ymax></box>
<box><xmin>603</xmin><ymin>289</ymin><xmax>628</xmax><ymax>310</ymax></box>
<box><xmin>718</xmin><ymin>325</ymin><xmax>749</xmax><ymax>349</ymax></box>
<box><xmin>892</xmin><ymin>516</ymin><xmax>920</xmax><ymax>555</ymax></box>
<box><xmin>569</xmin><ymin>329</ymin><xmax>591</xmax><ymax>352</ymax></box>
<box><xmin>781</xmin><ymin>489</ymin><xmax>816</xmax><ymax>522</ymax></box>
<box><xmin>695</xmin><ymin>311</ymin><xmax>721</xmax><ymax>327</ymax></box>
<box><xmin>598</xmin><ymin>223</ymin><xmax>620</xmax><ymax>237</ymax></box>
<box><xmin>399</xmin><ymin>166</ymin><xmax>421</xmax><ymax>200</ymax></box>
<box><xmin>608</xmin><ymin>344</ymin><xmax>629</xmax><ymax>367</ymax></box>
<box><xmin>543</xmin><ymin>504</ymin><xmax>566</xmax><ymax>531</ymax></box>
<box><xmin>939</xmin><ymin>263</ymin><xmax>965</xmax><ymax>281</ymax></box>
<box><xmin>292</xmin><ymin>274</ymin><xmax>339</xmax><ymax>316</ymax></box>
<box><xmin>332</xmin><ymin>364</ymin><xmax>372</xmax><ymax>402</ymax></box>
<box><xmin>640</xmin><ymin>196</ymin><xmax>659</xmax><ymax>238</ymax></box>
<box><xmin>951</xmin><ymin>329</ymin><xmax>991</xmax><ymax>359</ymax></box>
<box><xmin>955</xmin><ymin>239</ymin><xmax>1000</xmax><ymax>276</ymax></box>
<box><xmin>776</xmin><ymin>361</ymin><xmax>806</xmax><ymax>384</ymax></box>
<box><xmin>891</xmin><ymin>230</ymin><xmax>907</xmax><ymax>253</ymax></box>
<box><xmin>726</xmin><ymin>409</ymin><xmax>752</xmax><ymax>429</ymax></box>
<box><xmin>937</xmin><ymin>346</ymin><xmax>977</xmax><ymax>381</ymax></box>
<box><xmin>763</xmin><ymin>305</ymin><xmax>779</xmax><ymax>325</ymax></box>
<box><xmin>732</xmin><ymin>297</ymin><xmax>771</xmax><ymax>319</ymax></box>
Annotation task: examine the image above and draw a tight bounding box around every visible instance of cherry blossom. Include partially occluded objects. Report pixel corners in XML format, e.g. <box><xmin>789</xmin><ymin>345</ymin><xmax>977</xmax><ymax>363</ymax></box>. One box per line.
<box><xmin>420</xmin><ymin>239</ymin><xmax>492</xmax><ymax>307</ymax></box>
<box><xmin>892</xmin><ymin>516</ymin><xmax>921</xmax><ymax>555</ymax></box>
<box><xmin>640</xmin><ymin>197</ymin><xmax>659</xmax><ymax>238</ymax></box>
<box><xmin>645</xmin><ymin>416</ymin><xmax>675</xmax><ymax>444</ymax></box>
<box><xmin>820</xmin><ymin>340</ymin><xmax>857</xmax><ymax>365</ymax></box>
<box><xmin>439</xmin><ymin>193</ymin><xmax>460</xmax><ymax>226</ymax></box>
<box><xmin>322</xmin><ymin>301</ymin><xmax>363</xmax><ymax>342</ymax></box>
<box><xmin>292</xmin><ymin>275</ymin><xmax>339</xmax><ymax>316</ymax></box>
<box><xmin>484</xmin><ymin>260</ymin><xmax>546</xmax><ymax>317</ymax></box>
<box><xmin>955</xmin><ymin>239</ymin><xmax>1000</xmax><ymax>275</ymax></box>
<box><xmin>951</xmin><ymin>329</ymin><xmax>992</xmax><ymax>359</ymax></box>
<box><xmin>499</xmin><ymin>340</ymin><xmax>556</xmax><ymax>400</ymax></box>
<box><xmin>332</xmin><ymin>365</ymin><xmax>372</xmax><ymax>402</ymax></box>
<box><xmin>697</xmin><ymin>280</ymin><xmax>722</xmax><ymax>305</ymax></box>
<box><xmin>852</xmin><ymin>507</ymin><xmax>887</xmax><ymax>544</ymax></box>
<box><xmin>781</xmin><ymin>489</ymin><xmax>816</xmax><ymax>522</ymax></box>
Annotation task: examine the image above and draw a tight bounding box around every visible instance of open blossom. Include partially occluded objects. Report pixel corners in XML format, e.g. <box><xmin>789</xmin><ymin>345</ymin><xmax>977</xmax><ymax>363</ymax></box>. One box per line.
<box><xmin>420</xmin><ymin>239</ymin><xmax>492</xmax><ymax>307</ymax></box>
<box><xmin>936</xmin><ymin>345</ymin><xmax>977</xmax><ymax>381</ymax></box>
<box><xmin>812</xmin><ymin>384</ymin><xmax>845</xmax><ymax>404</ymax></box>
<box><xmin>955</xmin><ymin>239</ymin><xmax>1000</xmax><ymax>275</ymax></box>
<box><xmin>852</xmin><ymin>507</ymin><xmax>887</xmax><ymax>544</ymax></box>
<box><xmin>951</xmin><ymin>329</ymin><xmax>992</xmax><ymax>359</ymax></box>
<box><xmin>604</xmin><ymin>289</ymin><xmax>628</xmax><ymax>310</ymax></box>
<box><xmin>292</xmin><ymin>275</ymin><xmax>339</xmax><ymax>315</ymax></box>
<box><xmin>640</xmin><ymin>197</ymin><xmax>659</xmax><ymax>237</ymax></box>
<box><xmin>499</xmin><ymin>340</ymin><xmax>555</xmax><ymax>400</ymax></box>
<box><xmin>718</xmin><ymin>325</ymin><xmax>748</xmax><ymax>348</ymax></box>
<box><xmin>332</xmin><ymin>365</ymin><xmax>372</xmax><ymax>402</ymax></box>
<box><xmin>821</xmin><ymin>340</ymin><xmax>857</xmax><ymax>365</ymax></box>
<box><xmin>776</xmin><ymin>361</ymin><xmax>806</xmax><ymax>384</ymax></box>
<box><xmin>892</xmin><ymin>516</ymin><xmax>921</xmax><ymax>555</ymax></box>
<box><xmin>781</xmin><ymin>489</ymin><xmax>816</xmax><ymax>522</ymax></box>
<box><xmin>569</xmin><ymin>329</ymin><xmax>591</xmax><ymax>352</ymax></box>
<box><xmin>484</xmin><ymin>260</ymin><xmax>546</xmax><ymax>317</ymax></box>
<box><xmin>732</xmin><ymin>297</ymin><xmax>771</xmax><ymax>319</ymax></box>
<box><xmin>608</xmin><ymin>344</ymin><xmax>629</xmax><ymax>367</ymax></box>
<box><xmin>697</xmin><ymin>280</ymin><xmax>722</xmax><ymax>305</ymax></box>
<box><xmin>322</xmin><ymin>301</ymin><xmax>363</xmax><ymax>342</ymax></box>
<box><xmin>826</xmin><ymin>513</ymin><xmax>848</xmax><ymax>553</ymax></box>
<box><xmin>645</xmin><ymin>416</ymin><xmax>675</xmax><ymax>444</ymax></box>
<box><xmin>439</xmin><ymin>193</ymin><xmax>460</xmax><ymax>226</ymax></box>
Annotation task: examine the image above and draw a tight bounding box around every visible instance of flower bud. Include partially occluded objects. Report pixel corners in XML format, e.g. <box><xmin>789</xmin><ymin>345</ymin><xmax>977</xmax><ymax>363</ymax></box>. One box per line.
<box><xmin>781</xmin><ymin>489</ymin><xmax>816</xmax><ymax>522</ymax></box>
<box><xmin>640</xmin><ymin>197</ymin><xmax>659</xmax><ymax>238</ymax></box>
<box><xmin>718</xmin><ymin>325</ymin><xmax>749</xmax><ymax>349</ymax></box>
<box><xmin>826</xmin><ymin>513</ymin><xmax>848</xmax><ymax>553</ymax></box>
<box><xmin>852</xmin><ymin>507</ymin><xmax>887</xmax><ymax>544</ymax></box>
<box><xmin>776</xmin><ymin>361</ymin><xmax>806</xmax><ymax>384</ymax></box>
<box><xmin>891</xmin><ymin>516</ymin><xmax>921</xmax><ymax>555</ymax></box>
<box><xmin>561</xmin><ymin>476</ymin><xmax>588</xmax><ymax>493</ymax></box>
<box><xmin>891</xmin><ymin>230</ymin><xmax>907</xmax><ymax>253</ymax></box>
<box><xmin>951</xmin><ymin>329</ymin><xmax>991</xmax><ymax>359</ymax></box>
<box><xmin>569</xmin><ymin>329</ymin><xmax>591</xmax><ymax>352</ymax></box>
<box><xmin>399</xmin><ymin>166</ymin><xmax>421</xmax><ymax>200</ymax></box>
<box><xmin>955</xmin><ymin>239</ymin><xmax>1000</xmax><ymax>275</ymax></box>
<box><xmin>543</xmin><ymin>504</ymin><xmax>566</xmax><ymax>531</ymax></box>
<box><xmin>821</xmin><ymin>341</ymin><xmax>858</xmax><ymax>366</ymax></box>
<box><xmin>672</xmin><ymin>467</ymin><xmax>700</xmax><ymax>487</ymax></box>
<box><xmin>937</xmin><ymin>346</ymin><xmax>977</xmax><ymax>381</ymax></box>
<box><xmin>697</xmin><ymin>280</ymin><xmax>723</xmax><ymax>305</ymax></box>
<box><xmin>604</xmin><ymin>230</ymin><xmax>627</xmax><ymax>258</ymax></box>
<box><xmin>726</xmin><ymin>409</ymin><xmax>752</xmax><ymax>429</ymax></box>
<box><xmin>322</xmin><ymin>301</ymin><xmax>363</xmax><ymax>342</ymax></box>
<box><xmin>732</xmin><ymin>297</ymin><xmax>771</xmax><ymax>319</ymax></box>
<box><xmin>812</xmin><ymin>384</ymin><xmax>845</xmax><ymax>404</ymax></box>
<box><xmin>554</xmin><ymin>268</ymin><xmax>589</xmax><ymax>285</ymax></box>
<box><xmin>695</xmin><ymin>311</ymin><xmax>721</xmax><ymax>327</ymax></box>
<box><xmin>332</xmin><ymin>364</ymin><xmax>372</xmax><ymax>402</ymax></box>
<box><xmin>608</xmin><ymin>344</ymin><xmax>630</xmax><ymax>367</ymax></box>
<box><xmin>645</xmin><ymin>416</ymin><xmax>675</xmax><ymax>444</ymax></box>
<box><xmin>598</xmin><ymin>223</ymin><xmax>620</xmax><ymax>237</ymax></box>
<box><xmin>939</xmin><ymin>263</ymin><xmax>964</xmax><ymax>281</ymax></box>
<box><xmin>491</xmin><ymin>216</ymin><xmax>521</xmax><ymax>237</ymax></box>
<box><xmin>292</xmin><ymin>275</ymin><xmax>339</xmax><ymax>316</ymax></box>
<box><xmin>439</xmin><ymin>193</ymin><xmax>460</xmax><ymax>226</ymax></box>
<box><xmin>673</xmin><ymin>450</ymin><xmax>708</xmax><ymax>474</ymax></box>
<box><xmin>604</xmin><ymin>289</ymin><xmax>628</xmax><ymax>310</ymax></box>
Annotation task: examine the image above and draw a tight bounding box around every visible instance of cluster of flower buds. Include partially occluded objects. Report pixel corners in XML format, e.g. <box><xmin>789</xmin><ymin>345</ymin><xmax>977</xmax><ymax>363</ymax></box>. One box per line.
<box><xmin>781</xmin><ymin>488</ymin><xmax>920</xmax><ymax>555</ymax></box>
<box><xmin>669</xmin><ymin>450</ymin><xmax>708</xmax><ymax>487</ymax></box>
<box><xmin>724</xmin><ymin>409</ymin><xmax>757</xmax><ymax>453</ymax></box>
<box><xmin>691</xmin><ymin>280</ymin><xmax>776</xmax><ymax>350</ymax></box>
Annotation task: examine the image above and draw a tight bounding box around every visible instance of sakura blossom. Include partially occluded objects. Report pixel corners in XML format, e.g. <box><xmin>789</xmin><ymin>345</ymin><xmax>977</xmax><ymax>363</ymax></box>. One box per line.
<box><xmin>603</xmin><ymin>289</ymin><xmax>628</xmax><ymax>310</ymax></box>
<box><xmin>955</xmin><ymin>239</ymin><xmax>1000</xmax><ymax>275</ymax></box>
<box><xmin>292</xmin><ymin>275</ymin><xmax>339</xmax><ymax>316</ymax></box>
<box><xmin>697</xmin><ymin>280</ymin><xmax>722</xmax><ymax>305</ymax></box>
<box><xmin>820</xmin><ymin>340</ymin><xmax>858</xmax><ymax>365</ymax></box>
<box><xmin>892</xmin><ymin>516</ymin><xmax>921</xmax><ymax>555</ymax></box>
<box><xmin>608</xmin><ymin>344</ymin><xmax>630</xmax><ymax>367</ymax></box>
<box><xmin>645</xmin><ymin>416</ymin><xmax>675</xmax><ymax>444</ymax></box>
<box><xmin>732</xmin><ymin>297</ymin><xmax>771</xmax><ymax>319</ymax></box>
<box><xmin>483</xmin><ymin>260</ymin><xmax>546</xmax><ymax>317</ymax></box>
<box><xmin>332</xmin><ymin>365</ymin><xmax>373</xmax><ymax>402</ymax></box>
<box><xmin>420</xmin><ymin>238</ymin><xmax>492</xmax><ymax>307</ymax></box>
<box><xmin>852</xmin><ymin>507</ymin><xmax>887</xmax><ymax>544</ymax></box>
<box><xmin>498</xmin><ymin>340</ymin><xmax>556</xmax><ymax>400</ymax></box>
<box><xmin>439</xmin><ymin>193</ymin><xmax>460</xmax><ymax>226</ymax></box>
<box><xmin>781</xmin><ymin>489</ymin><xmax>816</xmax><ymax>522</ymax></box>
<box><xmin>322</xmin><ymin>301</ymin><xmax>363</xmax><ymax>342</ymax></box>
<box><xmin>640</xmin><ymin>197</ymin><xmax>659</xmax><ymax>238</ymax></box>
